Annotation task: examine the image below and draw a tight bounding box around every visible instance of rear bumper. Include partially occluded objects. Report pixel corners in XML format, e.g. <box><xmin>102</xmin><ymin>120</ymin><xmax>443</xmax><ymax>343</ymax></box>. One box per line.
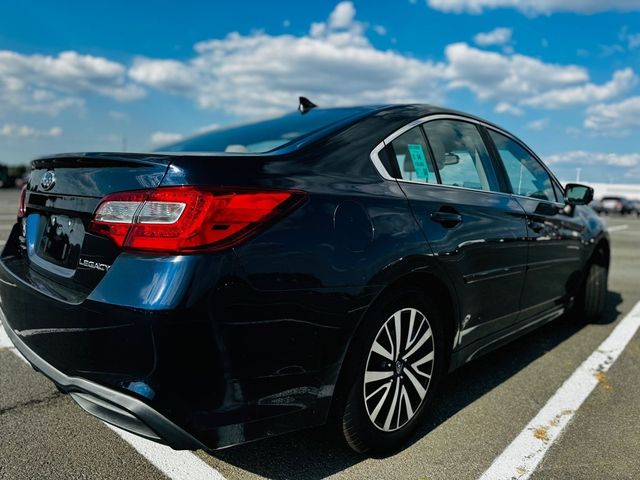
<box><xmin>1</xmin><ymin>313</ymin><xmax>205</xmax><ymax>450</ymax></box>
<box><xmin>0</xmin><ymin>247</ymin><xmax>364</xmax><ymax>450</ymax></box>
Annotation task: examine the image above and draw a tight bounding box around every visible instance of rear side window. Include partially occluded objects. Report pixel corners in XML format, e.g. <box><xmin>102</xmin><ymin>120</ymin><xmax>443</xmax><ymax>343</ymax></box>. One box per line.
<box><xmin>489</xmin><ymin>130</ymin><xmax>557</xmax><ymax>202</ymax></box>
<box><xmin>389</xmin><ymin>127</ymin><xmax>438</xmax><ymax>183</ymax></box>
<box><xmin>422</xmin><ymin>120</ymin><xmax>495</xmax><ymax>192</ymax></box>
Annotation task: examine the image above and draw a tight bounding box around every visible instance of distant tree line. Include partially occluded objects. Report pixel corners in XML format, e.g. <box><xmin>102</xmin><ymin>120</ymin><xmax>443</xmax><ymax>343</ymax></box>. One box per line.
<box><xmin>0</xmin><ymin>164</ymin><xmax>29</xmax><ymax>188</ymax></box>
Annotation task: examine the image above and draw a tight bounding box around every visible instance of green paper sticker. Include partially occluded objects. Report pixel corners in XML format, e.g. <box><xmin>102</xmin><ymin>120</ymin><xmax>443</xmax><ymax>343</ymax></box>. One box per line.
<box><xmin>408</xmin><ymin>143</ymin><xmax>431</xmax><ymax>180</ymax></box>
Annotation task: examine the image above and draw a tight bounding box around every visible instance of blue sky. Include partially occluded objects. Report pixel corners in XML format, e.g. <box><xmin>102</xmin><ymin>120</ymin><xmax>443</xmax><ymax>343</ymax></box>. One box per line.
<box><xmin>1</xmin><ymin>0</ymin><xmax>639</xmax><ymax>182</ymax></box>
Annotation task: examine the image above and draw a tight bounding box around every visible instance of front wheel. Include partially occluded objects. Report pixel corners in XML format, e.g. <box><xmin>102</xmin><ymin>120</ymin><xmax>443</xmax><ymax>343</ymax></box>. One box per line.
<box><xmin>578</xmin><ymin>260</ymin><xmax>608</xmax><ymax>322</ymax></box>
<box><xmin>338</xmin><ymin>290</ymin><xmax>445</xmax><ymax>453</ymax></box>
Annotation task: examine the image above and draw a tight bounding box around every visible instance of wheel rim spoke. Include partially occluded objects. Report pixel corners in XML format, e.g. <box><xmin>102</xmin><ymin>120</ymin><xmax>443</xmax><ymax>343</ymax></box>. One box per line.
<box><xmin>365</xmin><ymin>370</ymin><xmax>394</xmax><ymax>384</ymax></box>
<box><xmin>371</xmin><ymin>339</ymin><xmax>393</xmax><ymax>361</ymax></box>
<box><xmin>411</xmin><ymin>351</ymin><xmax>434</xmax><ymax>378</ymax></box>
<box><xmin>384</xmin><ymin>324</ymin><xmax>395</xmax><ymax>361</ymax></box>
<box><xmin>403</xmin><ymin>325</ymin><xmax>432</xmax><ymax>361</ymax></box>
<box><xmin>369</xmin><ymin>381</ymin><xmax>393</xmax><ymax>422</ymax></box>
<box><xmin>363</xmin><ymin>307</ymin><xmax>435</xmax><ymax>432</ymax></box>
<box><xmin>383</xmin><ymin>379</ymin><xmax>401</xmax><ymax>431</ymax></box>
<box><xmin>400</xmin><ymin>384</ymin><xmax>414</xmax><ymax>425</ymax></box>
<box><xmin>393</xmin><ymin>311</ymin><xmax>402</xmax><ymax>361</ymax></box>
<box><xmin>403</xmin><ymin>366</ymin><xmax>427</xmax><ymax>399</ymax></box>
<box><xmin>406</xmin><ymin>308</ymin><xmax>417</xmax><ymax>349</ymax></box>
<box><xmin>366</xmin><ymin>380</ymin><xmax>392</xmax><ymax>402</ymax></box>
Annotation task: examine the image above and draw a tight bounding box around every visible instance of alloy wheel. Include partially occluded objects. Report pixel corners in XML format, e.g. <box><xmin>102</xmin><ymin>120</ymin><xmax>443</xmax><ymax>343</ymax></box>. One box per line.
<box><xmin>363</xmin><ymin>307</ymin><xmax>435</xmax><ymax>432</ymax></box>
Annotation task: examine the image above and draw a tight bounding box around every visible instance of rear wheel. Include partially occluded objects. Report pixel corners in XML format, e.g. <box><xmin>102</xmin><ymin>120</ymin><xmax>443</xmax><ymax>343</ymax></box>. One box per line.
<box><xmin>338</xmin><ymin>290</ymin><xmax>445</xmax><ymax>453</ymax></box>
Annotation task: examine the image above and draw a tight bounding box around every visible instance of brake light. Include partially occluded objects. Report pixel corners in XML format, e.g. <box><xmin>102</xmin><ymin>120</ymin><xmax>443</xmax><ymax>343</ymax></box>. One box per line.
<box><xmin>17</xmin><ymin>186</ymin><xmax>27</xmax><ymax>219</ymax></box>
<box><xmin>89</xmin><ymin>186</ymin><xmax>306</xmax><ymax>254</ymax></box>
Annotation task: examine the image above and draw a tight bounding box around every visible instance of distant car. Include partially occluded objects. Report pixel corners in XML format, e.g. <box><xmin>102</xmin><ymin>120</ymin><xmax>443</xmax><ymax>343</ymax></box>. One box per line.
<box><xmin>1</xmin><ymin>103</ymin><xmax>610</xmax><ymax>453</ymax></box>
<box><xmin>600</xmin><ymin>196</ymin><xmax>636</xmax><ymax>215</ymax></box>
<box><xmin>632</xmin><ymin>200</ymin><xmax>640</xmax><ymax>217</ymax></box>
<box><xmin>589</xmin><ymin>199</ymin><xmax>604</xmax><ymax>214</ymax></box>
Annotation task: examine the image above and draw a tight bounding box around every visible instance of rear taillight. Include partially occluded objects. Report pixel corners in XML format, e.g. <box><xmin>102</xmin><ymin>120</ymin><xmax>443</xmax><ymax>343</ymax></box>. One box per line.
<box><xmin>88</xmin><ymin>186</ymin><xmax>306</xmax><ymax>254</ymax></box>
<box><xmin>17</xmin><ymin>186</ymin><xmax>27</xmax><ymax>219</ymax></box>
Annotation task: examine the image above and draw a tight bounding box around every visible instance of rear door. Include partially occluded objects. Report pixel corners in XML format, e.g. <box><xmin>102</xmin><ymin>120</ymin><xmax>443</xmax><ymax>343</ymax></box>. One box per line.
<box><xmin>485</xmin><ymin>129</ymin><xmax>585</xmax><ymax>320</ymax></box>
<box><xmin>387</xmin><ymin>118</ymin><xmax>529</xmax><ymax>347</ymax></box>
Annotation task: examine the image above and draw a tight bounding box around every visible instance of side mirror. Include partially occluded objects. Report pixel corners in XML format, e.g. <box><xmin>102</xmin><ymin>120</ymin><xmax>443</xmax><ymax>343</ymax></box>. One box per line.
<box><xmin>564</xmin><ymin>183</ymin><xmax>594</xmax><ymax>206</ymax></box>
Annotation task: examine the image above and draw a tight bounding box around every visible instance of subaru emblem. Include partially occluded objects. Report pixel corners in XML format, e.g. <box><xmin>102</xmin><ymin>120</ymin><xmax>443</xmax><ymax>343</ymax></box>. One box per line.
<box><xmin>40</xmin><ymin>170</ymin><xmax>56</xmax><ymax>191</ymax></box>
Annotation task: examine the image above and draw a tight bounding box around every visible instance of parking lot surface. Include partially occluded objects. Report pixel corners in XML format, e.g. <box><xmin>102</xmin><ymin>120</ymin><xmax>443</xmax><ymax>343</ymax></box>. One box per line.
<box><xmin>1</xmin><ymin>187</ymin><xmax>639</xmax><ymax>480</ymax></box>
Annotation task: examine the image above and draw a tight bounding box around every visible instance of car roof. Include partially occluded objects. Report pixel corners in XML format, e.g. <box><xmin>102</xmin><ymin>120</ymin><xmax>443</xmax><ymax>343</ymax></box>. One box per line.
<box><xmin>352</xmin><ymin>103</ymin><xmax>499</xmax><ymax>132</ymax></box>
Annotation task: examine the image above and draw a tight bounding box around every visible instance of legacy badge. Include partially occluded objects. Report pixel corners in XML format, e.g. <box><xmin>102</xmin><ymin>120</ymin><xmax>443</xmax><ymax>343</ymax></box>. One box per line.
<box><xmin>78</xmin><ymin>259</ymin><xmax>111</xmax><ymax>272</ymax></box>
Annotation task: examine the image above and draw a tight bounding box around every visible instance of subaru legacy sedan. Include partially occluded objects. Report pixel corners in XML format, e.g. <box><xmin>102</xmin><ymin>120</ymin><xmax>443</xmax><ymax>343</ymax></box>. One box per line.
<box><xmin>0</xmin><ymin>103</ymin><xmax>608</xmax><ymax>453</ymax></box>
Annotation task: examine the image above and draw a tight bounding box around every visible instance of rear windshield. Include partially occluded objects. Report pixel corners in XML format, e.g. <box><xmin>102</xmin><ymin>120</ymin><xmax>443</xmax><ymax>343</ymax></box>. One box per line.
<box><xmin>159</xmin><ymin>107</ymin><xmax>373</xmax><ymax>154</ymax></box>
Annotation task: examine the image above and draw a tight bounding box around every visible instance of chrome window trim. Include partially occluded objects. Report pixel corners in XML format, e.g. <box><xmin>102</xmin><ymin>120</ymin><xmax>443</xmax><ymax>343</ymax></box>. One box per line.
<box><xmin>369</xmin><ymin>141</ymin><xmax>393</xmax><ymax>181</ymax></box>
<box><xmin>369</xmin><ymin>113</ymin><xmax>566</xmax><ymax>208</ymax></box>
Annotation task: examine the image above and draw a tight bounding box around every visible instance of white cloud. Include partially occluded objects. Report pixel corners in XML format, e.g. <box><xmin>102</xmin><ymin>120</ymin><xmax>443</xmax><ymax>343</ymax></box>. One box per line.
<box><xmin>0</xmin><ymin>124</ymin><xmax>62</xmax><ymax>139</ymax></box>
<box><xmin>526</xmin><ymin>118</ymin><xmax>549</xmax><ymax>130</ymax></box>
<box><xmin>427</xmin><ymin>0</ymin><xmax>640</xmax><ymax>15</ymax></box>
<box><xmin>127</xmin><ymin>3</ymin><xmax>640</xmax><ymax>123</ymax></box>
<box><xmin>150</xmin><ymin>131</ymin><xmax>184</xmax><ymax>147</ymax></box>
<box><xmin>309</xmin><ymin>22</ymin><xmax>327</xmax><ymax>37</ymax></box>
<box><xmin>0</xmin><ymin>50</ymin><xmax>144</xmax><ymax>101</ymax></box>
<box><xmin>474</xmin><ymin>27</ymin><xmax>512</xmax><ymax>46</ymax></box>
<box><xmin>629</xmin><ymin>33</ymin><xmax>640</xmax><ymax>49</ymax></box>
<box><xmin>444</xmin><ymin>42</ymin><xmax>588</xmax><ymax>102</ymax></box>
<box><xmin>522</xmin><ymin>68</ymin><xmax>637</xmax><ymax>108</ymax></box>
<box><xmin>373</xmin><ymin>25</ymin><xmax>387</xmax><ymax>36</ymax></box>
<box><xmin>131</xmin><ymin>4</ymin><xmax>613</xmax><ymax>120</ymax></box>
<box><xmin>130</xmin><ymin>3</ymin><xmax>447</xmax><ymax>117</ymax></box>
<box><xmin>329</xmin><ymin>1</ymin><xmax>357</xmax><ymax>29</ymax></box>
<box><xmin>0</xmin><ymin>81</ymin><xmax>85</xmax><ymax>116</ymax></box>
<box><xmin>545</xmin><ymin>151</ymin><xmax>640</xmax><ymax>167</ymax></box>
<box><xmin>494</xmin><ymin>101</ymin><xmax>523</xmax><ymax>116</ymax></box>
<box><xmin>620</xmin><ymin>27</ymin><xmax>640</xmax><ymax>49</ymax></box>
<box><xmin>584</xmin><ymin>96</ymin><xmax>640</xmax><ymax>134</ymax></box>
<box><xmin>0</xmin><ymin>50</ymin><xmax>144</xmax><ymax>117</ymax></box>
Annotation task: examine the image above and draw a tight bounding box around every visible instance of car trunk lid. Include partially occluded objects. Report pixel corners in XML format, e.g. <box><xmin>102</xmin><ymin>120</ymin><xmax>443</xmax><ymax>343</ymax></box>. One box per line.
<box><xmin>11</xmin><ymin>153</ymin><xmax>172</xmax><ymax>297</ymax></box>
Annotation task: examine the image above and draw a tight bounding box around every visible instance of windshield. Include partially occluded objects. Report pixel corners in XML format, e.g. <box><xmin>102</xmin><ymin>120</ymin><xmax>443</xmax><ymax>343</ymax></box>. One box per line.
<box><xmin>159</xmin><ymin>107</ymin><xmax>375</xmax><ymax>154</ymax></box>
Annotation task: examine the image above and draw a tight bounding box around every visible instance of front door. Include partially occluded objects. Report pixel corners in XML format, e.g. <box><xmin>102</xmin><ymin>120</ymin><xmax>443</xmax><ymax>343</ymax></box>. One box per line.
<box><xmin>486</xmin><ymin>129</ymin><xmax>585</xmax><ymax>320</ymax></box>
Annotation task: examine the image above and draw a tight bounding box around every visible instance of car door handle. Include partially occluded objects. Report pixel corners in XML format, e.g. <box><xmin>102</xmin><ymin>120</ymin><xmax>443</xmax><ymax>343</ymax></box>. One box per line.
<box><xmin>430</xmin><ymin>211</ymin><xmax>462</xmax><ymax>227</ymax></box>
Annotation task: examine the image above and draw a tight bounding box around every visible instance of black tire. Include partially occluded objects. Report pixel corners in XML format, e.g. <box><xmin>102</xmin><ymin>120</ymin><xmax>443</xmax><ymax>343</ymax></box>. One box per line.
<box><xmin>338</xmin><ymin>289</ymin><xmax>446</xmax><ymax>453</ymax></box>
<box><xmin>579</xmin><ymin>260</ymin><xmax>608</xmax><ymax>323</ymax></box>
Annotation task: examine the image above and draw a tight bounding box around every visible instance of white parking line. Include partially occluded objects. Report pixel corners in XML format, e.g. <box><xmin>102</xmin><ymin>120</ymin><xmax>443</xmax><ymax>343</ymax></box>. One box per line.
<box><xmin>0</xmin><ymin>319</ymin><xmax>226</xmax><ymax>480</ymax></box>
<box><xmin>608</xmin><ymin>224</ymin><xmax>629</xmax><ymax>232</ymax></box>
<box><xmin>479</xmin><ymin>301</ymin><xmax>640</xmax><ymax>480</ymax></box>
<box><xmin>105</xmin><ymin>425</ymin><xmax>224</xmax><ymax>480</ymax></box>
<box><xmin>0</xmin><ymin>319</ymin><xmax>27</xmax><ymax>363</ymax></box>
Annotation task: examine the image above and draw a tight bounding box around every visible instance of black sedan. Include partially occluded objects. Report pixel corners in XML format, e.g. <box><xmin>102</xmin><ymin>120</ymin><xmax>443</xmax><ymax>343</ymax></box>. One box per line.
<box><xmin>0</xmin><ymin>102</ymin><xmax>609</xmax><ymax>453</ymax></box>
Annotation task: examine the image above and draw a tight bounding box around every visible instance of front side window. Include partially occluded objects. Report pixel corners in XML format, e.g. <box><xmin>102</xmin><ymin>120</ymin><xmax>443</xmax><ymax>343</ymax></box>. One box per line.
<box><xmin>489</xmin><ymin>130</ymin><xmax>557</xmax><ymax>202</ymax></box>
<box><xmin>422</xmin><ymin>120</ymin><xmax>494</xmax><ymax>191</ymax></box>
<box><xmin>389</xmin><ymin>126</ymin><xmax>438</xmax><ymax>183</ymax></box>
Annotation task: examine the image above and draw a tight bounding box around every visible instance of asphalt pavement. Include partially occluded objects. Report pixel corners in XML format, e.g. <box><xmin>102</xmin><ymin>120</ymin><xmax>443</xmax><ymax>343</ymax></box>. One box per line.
<box><xmin>0</xmin><ymin>187</ymin><xmax>639</xmax><ymax>480</ymax></box>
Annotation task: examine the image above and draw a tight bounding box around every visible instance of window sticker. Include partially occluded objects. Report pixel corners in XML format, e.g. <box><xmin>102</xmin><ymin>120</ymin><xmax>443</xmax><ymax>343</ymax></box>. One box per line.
<box><xmin>407</xmin><ymin>144</ymin><xmax>432</xmax><ymax>181</ymax></box>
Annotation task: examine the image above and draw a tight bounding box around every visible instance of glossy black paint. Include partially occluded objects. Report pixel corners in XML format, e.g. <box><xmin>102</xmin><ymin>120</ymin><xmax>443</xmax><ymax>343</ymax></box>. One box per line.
<box><xmin>0</xmin><ymin>105</ymin><xmax>609</xmax><ymax>450</ymax></box>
